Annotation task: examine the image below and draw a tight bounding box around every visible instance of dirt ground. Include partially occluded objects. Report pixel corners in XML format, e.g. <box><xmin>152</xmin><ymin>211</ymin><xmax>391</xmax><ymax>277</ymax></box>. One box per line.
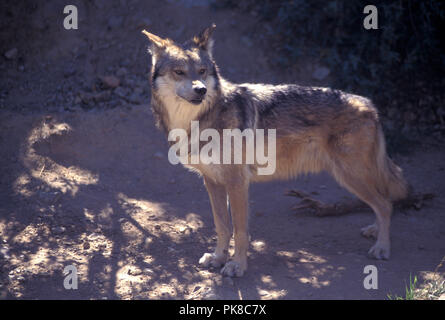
<box><xmin>0</xmin><ymin>0</ymin><xmax>444</xmax><ymax>300</ymax></box>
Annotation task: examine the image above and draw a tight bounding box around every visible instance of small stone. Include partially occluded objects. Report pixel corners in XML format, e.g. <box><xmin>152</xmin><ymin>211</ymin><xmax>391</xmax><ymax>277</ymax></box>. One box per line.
<box><xmin>143</xmin><ymin>268</ymin><xmax>154</xmax><ymax>275</ymax></box>
<box><xmin>100</xmin><ymin>75</ymin><xmax>120</xmax><ymax>88</ymax></box>
<box><xmin>53</xmin><ymin>226</ymin><xmax>66</xmax><ymax>234</ymax></box>
<box><xmin>83</xmin><ymin>241</ymin><xmax>91</xmax><ymax>250</ymax></box>
<box><xmin>312</xmin><ymin>66</ymin><xmax>330</xmax><ymax>81</ymax></box>
<box><xmin>439</xmin><ymin>294</ymin><xmax>445</xmax><ymax>300</ymax></box>
<box><xmin>4</xmin><ymin>48</ymin><xmax>18</xmax><ymax>60</ymax></box>
<box><xmin>154</xmin><ymin>225</ymin><xmax>161</xmax><ymax>230</ymax></box>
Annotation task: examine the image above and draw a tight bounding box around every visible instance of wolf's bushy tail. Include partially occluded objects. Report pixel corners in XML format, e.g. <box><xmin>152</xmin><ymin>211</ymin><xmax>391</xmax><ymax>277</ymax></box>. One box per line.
<box><xmin>374</xmin><ymin>126</ymin><xmax>409</xmax><ymax>201</ymax></box>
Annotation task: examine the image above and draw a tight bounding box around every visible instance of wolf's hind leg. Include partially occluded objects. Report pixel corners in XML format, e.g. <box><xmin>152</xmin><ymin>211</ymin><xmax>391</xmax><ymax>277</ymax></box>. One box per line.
<box><xmin>330</xmin><ymin>164</ymin><xmax>392</xmax><ymax>260</ymax></box>
<box><xmin>199</xmin><ymin>177</ymin><xmax>231</xmax><ymax>268</ymax></box>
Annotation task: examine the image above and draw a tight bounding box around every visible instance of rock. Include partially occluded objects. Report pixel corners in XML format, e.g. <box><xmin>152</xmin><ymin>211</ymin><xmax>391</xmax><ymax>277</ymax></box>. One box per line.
<box><xmin>100</xmin><ymin>75</ymin><xmax>120</xmax><ymax>89</ymax></box>
<box><xmin>4</xmin><ymin>48</ymin><xmax>18</xmax><ymax>60</ymax></box>
<box><xmin>312</xmin><ymin>66</ymin><xmax>330</xmax><ymax>81</ymax></box>
<box><xmin>53</xmin><ymin>226</ymin><xmax>66</xmax><ymax>234</ymax></box>
<box><xmin>143</xmin><ymin>268</ymin><xmax>154</xmax><ymax>275</ymax></box>
<box><xmin>439</xmin><ymin>294</ymin><xmax>445</xmax><ymax>300</ymax></box>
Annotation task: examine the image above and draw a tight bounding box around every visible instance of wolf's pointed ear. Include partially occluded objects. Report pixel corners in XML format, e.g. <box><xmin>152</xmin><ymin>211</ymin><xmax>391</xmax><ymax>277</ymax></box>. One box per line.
<box><xmin>192</xmin><ymin>23</ymin><xmax>216</xmax><ymax>56</ymax></box>
<box><xmin>142</xmin><ymin>29</ymin><xmax>168</xmax><ymax>62</ymax></box>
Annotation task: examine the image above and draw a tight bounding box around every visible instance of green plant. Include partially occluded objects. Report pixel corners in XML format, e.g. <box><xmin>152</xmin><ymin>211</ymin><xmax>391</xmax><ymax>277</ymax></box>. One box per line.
<box><xmin>387</xmin><ymin>274</ymin><xmax>418</xmax><ymax>300</ymax></box>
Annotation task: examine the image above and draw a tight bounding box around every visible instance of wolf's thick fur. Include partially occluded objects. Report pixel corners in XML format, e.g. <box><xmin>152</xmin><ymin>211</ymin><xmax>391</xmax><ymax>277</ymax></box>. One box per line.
<box><xmin>142</xmin><ymin>25</ymin><xmax>408</xmax><ymax>277</ymax></box>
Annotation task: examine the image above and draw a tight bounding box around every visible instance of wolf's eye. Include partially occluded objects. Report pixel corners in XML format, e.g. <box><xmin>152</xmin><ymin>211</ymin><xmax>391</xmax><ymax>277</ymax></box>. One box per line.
<box><xmin>174</xmin><ymin>70</ymin><xmax>185</xmax><ymax>76</ymax></box>
<box><xmin>198</xmin><ymin>68</ymin><xmax>206</xmax><ymax>75</ymax></box>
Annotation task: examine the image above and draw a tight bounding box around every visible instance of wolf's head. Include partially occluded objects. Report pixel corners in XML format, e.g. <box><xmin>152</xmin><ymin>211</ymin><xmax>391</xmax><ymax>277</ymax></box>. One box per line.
<box><xmin>142</xmin><ymin>24</ymin><xmax>219</xmax><ymax>106</ymax></box>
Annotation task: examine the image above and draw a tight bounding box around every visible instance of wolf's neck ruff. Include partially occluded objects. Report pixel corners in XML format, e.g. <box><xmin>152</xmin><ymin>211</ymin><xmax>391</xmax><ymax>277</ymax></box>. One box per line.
<box><xmin>152</xmin><ymin>75</ymin><xmax>219</xmax><ymax>133</ymax></box>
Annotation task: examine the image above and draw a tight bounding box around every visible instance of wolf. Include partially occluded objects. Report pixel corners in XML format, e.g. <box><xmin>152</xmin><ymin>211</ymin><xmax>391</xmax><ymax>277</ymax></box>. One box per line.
<box><xmin>142</xmin><ymin>24</ymin><xmax>408</xmax><ymax>277</ymax></box>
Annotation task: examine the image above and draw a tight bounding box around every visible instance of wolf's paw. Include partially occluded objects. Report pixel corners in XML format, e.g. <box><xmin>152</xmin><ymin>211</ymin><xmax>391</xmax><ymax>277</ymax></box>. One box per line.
<box><xmin>199</xmin><ymin>252</ymin><xmax>227</xmax><ymax>268</ymax></box>
<box><xmin>368</xmin><ymin>242</ymin><xmax>390</xmax><ymax>260</ymax></box>
<box><xmin>361</xmin><ymin>223</ymin><xmax>378</xmax><ymax>239</ymax></box>
<box><xmin>220</xmin><ymin>260</ymin><xmax>247</xmax><ymax>278</ymax></box>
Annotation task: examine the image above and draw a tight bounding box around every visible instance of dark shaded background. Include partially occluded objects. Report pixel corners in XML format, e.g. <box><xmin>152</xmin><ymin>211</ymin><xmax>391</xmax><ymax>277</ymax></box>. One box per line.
<box><xmin>0</xmin><ymin>0</ymin><xmax>444</xmax><ymax>300</ymax></box>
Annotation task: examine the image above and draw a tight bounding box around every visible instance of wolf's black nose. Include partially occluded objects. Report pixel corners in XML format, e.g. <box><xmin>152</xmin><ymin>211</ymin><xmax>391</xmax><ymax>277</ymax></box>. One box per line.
<box><xmin>194</xmin><ymin>87</ymin><xmax>207</xmax><ymax>96</ymax></box>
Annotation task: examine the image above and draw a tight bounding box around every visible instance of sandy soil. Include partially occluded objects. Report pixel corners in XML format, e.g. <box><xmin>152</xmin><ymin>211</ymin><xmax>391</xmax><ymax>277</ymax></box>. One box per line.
<box><xmin>0</xmin><ymin>0</ymin><xmax>444</xmax><ymax>300</ymax></box>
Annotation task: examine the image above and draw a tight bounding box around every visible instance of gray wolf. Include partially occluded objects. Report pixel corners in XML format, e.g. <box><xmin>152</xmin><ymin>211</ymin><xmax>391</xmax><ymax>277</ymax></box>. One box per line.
<box><xmin>142</xmin><ymin>24</ymin><xmax>408</xmax><ymax>277</ymax></box>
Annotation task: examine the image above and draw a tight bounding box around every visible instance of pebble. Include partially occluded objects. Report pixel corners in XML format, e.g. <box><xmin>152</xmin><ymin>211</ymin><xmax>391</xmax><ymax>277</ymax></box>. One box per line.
<box><xmin>100</xmin><ymin>75</ymin><xmax>120</xmax><ymax>89</ymax></box>
<box><xmin>53</xmin><ymin>226</ymin><xmax>66</xmax><ymax>234</ymax></box>
<box><xmin>312</xmin><ymin>66</ymin><xmax>330</xmax><ymax>81</ymax></box>
<box><xmin>4</xmin><ymin>48</ymin><xmax>18</xmax><ymax>60</ymax></box>
<box><xmin>143</xmin><ymin>268</ymin><xmax>154</xmax><ymax>275</ymax></box>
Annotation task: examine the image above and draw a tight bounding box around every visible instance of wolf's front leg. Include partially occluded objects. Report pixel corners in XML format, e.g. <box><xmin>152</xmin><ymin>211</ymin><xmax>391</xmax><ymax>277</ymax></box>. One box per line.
<box><xmin>199</xmin><ymin>177</ymin><xmax>231</xmax><ymax>268</ymax></box>
<box><xmin>220</xmin><ymin>182</ymin><xmax>249</xmax><ymax>277</ymax></box>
